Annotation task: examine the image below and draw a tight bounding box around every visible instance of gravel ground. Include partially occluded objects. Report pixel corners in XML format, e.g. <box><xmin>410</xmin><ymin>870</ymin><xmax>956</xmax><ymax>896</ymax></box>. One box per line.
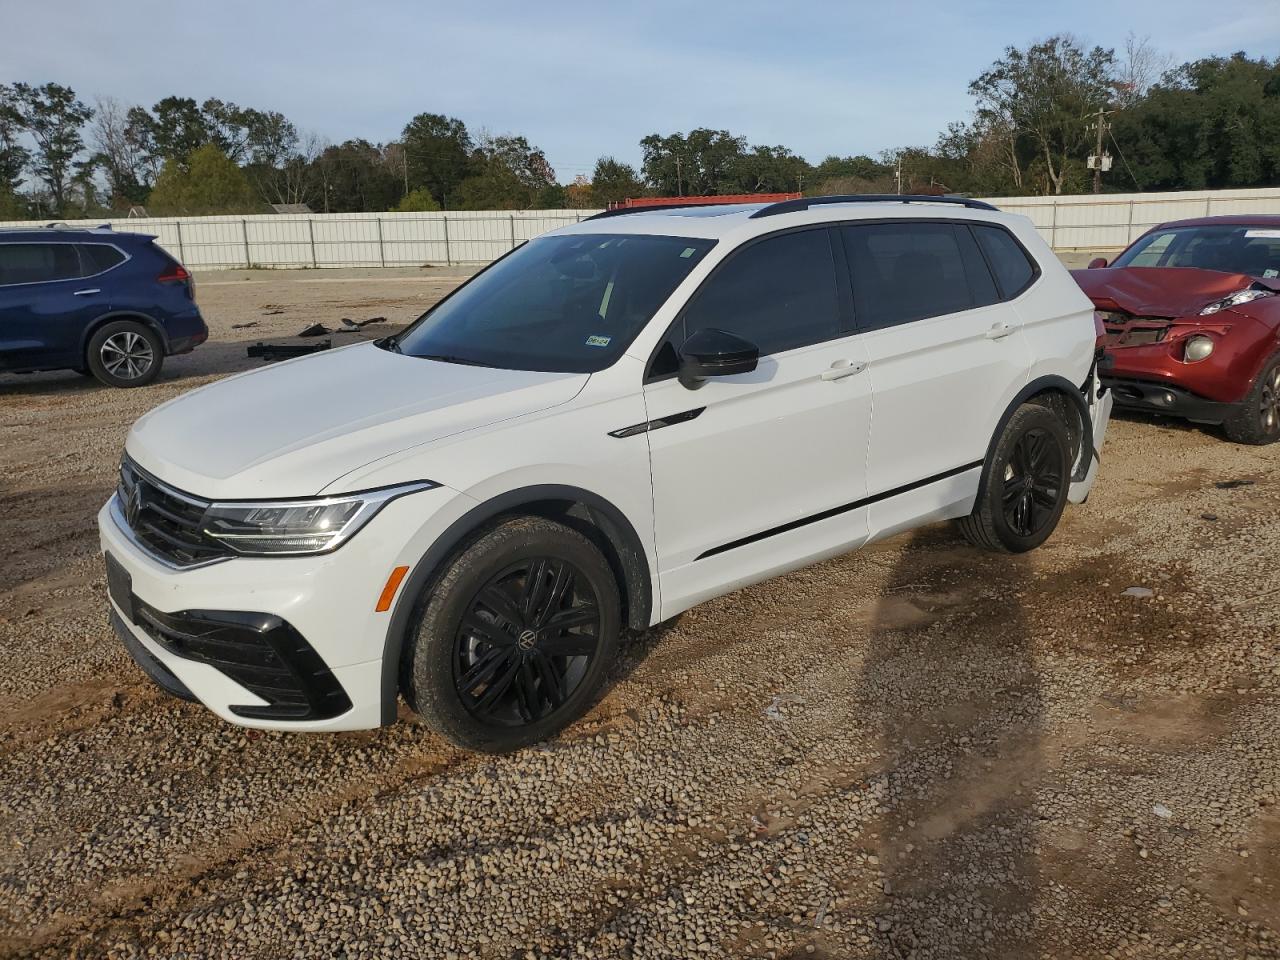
<box><xmin>1</xmin><ymin>262</ymin><xmax>1277</xmax><ymax>959</ymax></box>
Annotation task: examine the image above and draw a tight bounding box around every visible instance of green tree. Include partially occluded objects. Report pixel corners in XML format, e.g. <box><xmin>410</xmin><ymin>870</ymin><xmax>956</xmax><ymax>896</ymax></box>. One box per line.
<box><xmin>640</xmin><ymin>129</ymin><xmax>746</xmax><ymax>195</ymax></box>
<box><xmin>10</xmin><ymin>82</ymin><xmax>93</xmax><ymax>214</ymax></box>
<box><xmin>0</xmin><ymin>84</ymin><xmax>30</xmax><ymax>196</ymax></box>
<box><xmin>1111</xmin><ymin>54</ymin><xmax>1280</xmax><ymax>190</ymax></box>
<box><xmin>147</xmin><ymin>143</ymin><xmax>259</xmax><ymax>215</ymax></box>
<box><xmin>968</xmin><ymin>36</ymin><xmax>1116</xmax><ymax>194</ymax></box>
<box><xmin>312</xmin><ymin>139</ymin><xmax>402</xmax><ymax>213</ymax></box>
<box><xmin>395</xmin><ymin>187</ymin><xmax>441</xmax><ymax>212</ymax></box>
<box><xmin>727</xmin><ymin>145</ymin><xmax>811</xmax><ymax>193</ymax></box>
<box><xmin>401</xmin><ymin>113</ymin><xmax>472</xmax><ymax>207</ymax></box>
<box><xmin>590</xmin><ymin>156</ymin><xmax>644</xmax><ymax>206</ymax></box>
<box><xmin>455</xmin><ymin>133</ymin><xmax>557</xmax><ymax>209</ymax></box>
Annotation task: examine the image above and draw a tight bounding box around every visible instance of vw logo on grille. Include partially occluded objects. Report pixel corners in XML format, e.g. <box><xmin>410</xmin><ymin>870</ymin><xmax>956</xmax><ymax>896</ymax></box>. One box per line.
<box><xmin>516</xmin><ymin>629</ymin><xmax>537</xmax><ymax>651</ymax></box>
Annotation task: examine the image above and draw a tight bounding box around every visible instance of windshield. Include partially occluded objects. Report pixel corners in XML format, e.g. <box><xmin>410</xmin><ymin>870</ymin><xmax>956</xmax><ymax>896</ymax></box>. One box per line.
<box><xmin>1113</xmin><ymin>224</ymin><xmax>1280</xmax><ymax>279</ymax></box>
<box><xmin>390</xmin><ymin>232</ymin><xmax>716</xmax><ymax>373</ymax></box>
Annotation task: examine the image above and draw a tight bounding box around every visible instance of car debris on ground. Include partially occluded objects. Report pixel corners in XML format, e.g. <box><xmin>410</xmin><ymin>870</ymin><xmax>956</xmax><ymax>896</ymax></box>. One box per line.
<box><xmin>247</xmin><ymin>340</ymin><xmax>332</xmax><ymax>362</ymax></box>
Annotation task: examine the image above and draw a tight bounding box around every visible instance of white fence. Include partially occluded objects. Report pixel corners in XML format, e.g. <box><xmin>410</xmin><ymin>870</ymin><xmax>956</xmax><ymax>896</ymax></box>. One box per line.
<box><xmin>2</xmin><ymin>186</ymin><xmax>1278</xmax><ymax>269</ymax></box>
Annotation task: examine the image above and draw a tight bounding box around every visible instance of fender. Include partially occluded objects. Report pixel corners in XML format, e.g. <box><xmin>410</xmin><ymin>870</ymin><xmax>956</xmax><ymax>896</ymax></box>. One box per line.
<box><xmin>80</xmin><ymin>310</ymin><xmax>171</xmax><ymax>357</ymax></box>
<box><xmin>977</xmin><ymin>374</ymin><xmax>1096</xmax><ymax>494</ymax></box>
<box><xmin>379</xmin><ymin>483</ymin><xmax>653</xmax><ymax>725</ymax></box>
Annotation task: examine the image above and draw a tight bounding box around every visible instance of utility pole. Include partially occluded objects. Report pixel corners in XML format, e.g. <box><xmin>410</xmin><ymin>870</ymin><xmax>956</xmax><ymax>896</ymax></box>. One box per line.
<box><xmin>1091</xmin><ymin>108</ymin><xmax>1110</xmax><ymax>195</ymax></box>
<box><xmin>675</xmin><ymin>154</ymin><xmax>683</xmax><ymax>197</ymax></box>
<box><xmin>894</xmin><ymin>154</ymin><xmax>903</xmax><ymax>195</ymax></box>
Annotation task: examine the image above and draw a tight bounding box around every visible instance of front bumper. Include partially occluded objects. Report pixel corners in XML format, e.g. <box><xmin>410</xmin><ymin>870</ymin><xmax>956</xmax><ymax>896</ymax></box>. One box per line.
<box><xmin>1101</xmin><ymin>376</ymin><xmax>1235</xmax><ymax>424</ymax></box>
<box><xmin>98</xmin><ymin>480</ymin><xmax>470</xmax><ymax>731</ymax></box>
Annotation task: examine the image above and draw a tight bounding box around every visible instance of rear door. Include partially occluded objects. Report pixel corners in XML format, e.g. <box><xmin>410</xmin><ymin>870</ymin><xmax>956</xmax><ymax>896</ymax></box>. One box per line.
<box><xmin>0</xmin><ymin>241</ymin><xmax>101</xmax><ymax>370</ymax></box>
<box><xmin>642</xmin><ymin>227</ymin><xmax>874</xmax><ymax>618</ymax></box>
<box><xmin>841</xmin><ymin>220</ymin><xmax>1032</xmax><ymax>533</ymax></box>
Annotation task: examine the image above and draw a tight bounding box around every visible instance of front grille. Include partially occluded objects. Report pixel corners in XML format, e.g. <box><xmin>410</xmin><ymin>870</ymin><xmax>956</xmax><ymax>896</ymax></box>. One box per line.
<box><xmin>118</xmin><ymin>458</ymin><xmax>231</xmax><ymax>567</ymax></box>
<box><xmin>1100</xmin><ymin>310</ymin><xmax>1170</xmax><ymax>347</ymax></box>
<box><xmin>131</xmin><ymin>602</ymin><xmax>352</xmax><ymax>721</ymax></box>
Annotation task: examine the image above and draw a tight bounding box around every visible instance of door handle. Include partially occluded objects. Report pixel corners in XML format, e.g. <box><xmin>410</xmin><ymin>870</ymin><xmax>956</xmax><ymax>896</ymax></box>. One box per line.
<box><xmin>985</xmin><ymin>321</ymin><xmax>1015</xmax><ymax>340</ymax></box>
<box><xmin>73</xmin><ymin>288</ymin><xmax>101</xmax><ymax>296</ymax></box>
<box><xmin>820</xmin><ymin>359</ymin><xmax>866</xmax><ymax>381</ymax></box>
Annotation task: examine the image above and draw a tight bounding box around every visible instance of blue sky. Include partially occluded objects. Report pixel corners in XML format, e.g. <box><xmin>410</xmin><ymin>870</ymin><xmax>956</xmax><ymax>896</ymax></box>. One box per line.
<box><xmin>3</xmin><ymin>0</ymin><xmax>1277</xmax><ymax>179</ymax></box>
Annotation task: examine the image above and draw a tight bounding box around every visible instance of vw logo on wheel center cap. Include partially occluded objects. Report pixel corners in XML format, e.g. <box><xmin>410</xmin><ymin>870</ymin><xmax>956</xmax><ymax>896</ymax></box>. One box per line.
<box><xmin>517</xmin><ymin>628</ymin><xmax>537</xmax><ymax>651</ymax></box>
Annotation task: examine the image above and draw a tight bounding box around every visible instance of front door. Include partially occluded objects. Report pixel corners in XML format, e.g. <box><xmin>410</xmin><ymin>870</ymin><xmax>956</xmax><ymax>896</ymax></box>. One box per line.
<box><xmin>0</xmin><ymin>242</ymin><xmax>102</xmax><ymax>371</ymax></box>
<box><xmin>642</xmin><ymin>227</ymin><xmax>874</xmax><ymax>619</ymax></box>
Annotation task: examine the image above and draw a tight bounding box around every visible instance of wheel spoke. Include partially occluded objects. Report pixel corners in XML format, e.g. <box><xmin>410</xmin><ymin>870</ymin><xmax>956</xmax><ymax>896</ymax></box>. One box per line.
<box><xmin>545</xmin><ymin>604</ymin><xmax>597</xmax><ymax>632</ymax></box>
<box><xmin>476</xmin><ymin>585</ymin><xmax>523</xmax><ymax>629</ymax></box>
<box><xmin>532</xmin><ymin>654</ymin><xmax>567</xmax><ymax>708</ymax></box>
<box><xmin>540</xmin><ymin>630</ymin><xmax>597</xmax><ymax>657</ymax></box>
<box><xmin>1030</xmin><ymin>483</ymin><xmax>1059</xmax><ymax>508</ymax></box>
<box><xmin>458</xmin><ymin>645</ymin><xmax>511</xmax><ymax>694</ymax></box>
<box><xmin>514</xmin><ymin>661</ymin><xmax>540</xmax><ymax>721</ymax></box>
<box><xmin>460</xmin><ymin>612</ymin><xmax>512</xmax><ymax>648</ymax></box>
<box><xmin>472</xmin><ymin>657</ymin><xmax>521</xmax><ymax>712</ymax></box>
<box><xmin>534</xmin><ymin>561</ymin><xmax>574</xmax><ymax>627</ymax></box>
<box><xmin>520</xmin><ymin>558</ymin><xmax>549</xmax><ymax>618</ymax></box>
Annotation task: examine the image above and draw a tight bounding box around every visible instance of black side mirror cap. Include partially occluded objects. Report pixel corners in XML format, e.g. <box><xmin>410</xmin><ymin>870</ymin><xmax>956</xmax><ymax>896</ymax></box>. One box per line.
<box><xmin>677</xmin><ymin>327</ymin><xmax>760</xmax><ymax>389</ymax></box>
<box><xmin>1087</xmin><ymin>257</ymin><xmax>1109</xmax><ymax>269</ymax></box>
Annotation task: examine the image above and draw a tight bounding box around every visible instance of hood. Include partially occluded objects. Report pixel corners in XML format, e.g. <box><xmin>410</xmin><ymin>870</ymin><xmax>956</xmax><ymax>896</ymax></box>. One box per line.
<box><xmin>1071</xmin><ymin>266</ymin><xmax>1278</xmax><ymax>318</ymax></box>
<box><xmin>127</xmin><ymin>342</ymin><xmax>587</xmax><ymax>499</ymax></box>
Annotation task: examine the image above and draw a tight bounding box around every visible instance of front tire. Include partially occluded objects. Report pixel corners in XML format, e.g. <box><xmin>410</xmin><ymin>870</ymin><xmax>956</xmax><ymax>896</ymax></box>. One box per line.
<box><xmin>404</xmin><ymin>517</ymin><xmax>621</xmax><ymax>753</ymax></box>
<box><xmin>959</xmin><ymin>403</ymin><xmax>1071</xmax><ymax>553</ymax></box>
<box><xmin>1222</xmin><ymin>351</ymin><xmax>1280</xmax><ymax>445</ymax></box>
<box><xmin>87</xmin><ymin>320</ymin><xmax>164</xmax><ymax>387</ymax></box>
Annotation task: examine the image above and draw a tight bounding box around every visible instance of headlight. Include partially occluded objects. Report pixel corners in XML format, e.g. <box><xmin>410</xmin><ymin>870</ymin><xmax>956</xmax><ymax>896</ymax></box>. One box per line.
<box><xmin>1200</xmin><ymin>287</ymin><xmax>1274</xmax><ymax>315</ymax></box>
<box><xmin>1183</xmin><ymin>335</ymin><xmax>1215</xmax><ymax>362</ymax></box>
<box><xmin>202</xmin><ymin>481</ymin><xmax>438</xmax><ymax>555</ymax></box>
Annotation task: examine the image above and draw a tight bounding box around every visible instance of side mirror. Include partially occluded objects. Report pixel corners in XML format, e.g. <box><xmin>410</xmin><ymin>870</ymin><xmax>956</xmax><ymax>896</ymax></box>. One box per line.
<box><xmin>677</xmin><ymin>327</ymin><xmax>759</xmax><ymax>389</ymax></box>
<box><xmin>1087</xmin><ymin>257</ymin><xmax>1109</xmax><ymax>269</ymax></box>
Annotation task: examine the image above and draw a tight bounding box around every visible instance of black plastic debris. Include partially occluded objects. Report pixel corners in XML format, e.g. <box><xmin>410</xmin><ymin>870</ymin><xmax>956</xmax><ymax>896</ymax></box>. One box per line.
<box><xmin>231</xmin><ymin>320</ymin><xmax>259</xmax><ymax>329</ymax></box>
<box><xmin>247</xmin><ymin>340</ymin><xmax>332</xmax><ymax>362</ymax></box>
<box><xmin>339</xmin><ymin>316</ymin><xmax>387</xmax><ymax>330</ymax></box>
<box><xmin>1214</xmin><ymin>479</ymin><xmax>1255</xmax><ymax>490</ymax></box>
<box><xmin>297</xmin><ymin>323</ymin><xmax>330</xmax><ymax>337</ymax></box>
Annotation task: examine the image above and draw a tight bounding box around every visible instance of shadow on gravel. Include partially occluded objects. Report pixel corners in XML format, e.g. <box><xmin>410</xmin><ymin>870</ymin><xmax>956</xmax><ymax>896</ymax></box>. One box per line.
<box><xmin>862</xmin><ymin>527</ymin><xmax>1043</xmax><ymax>957</ymax></box>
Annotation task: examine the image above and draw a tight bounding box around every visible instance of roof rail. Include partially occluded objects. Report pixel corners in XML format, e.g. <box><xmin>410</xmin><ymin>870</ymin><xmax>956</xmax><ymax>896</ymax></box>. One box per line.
<box><xmin>750</xmin><ymin>194</ymin><xmax>999</xmax><ymax>219</ymax></box>
<box><xmin>584</xmin><ymin>201</ymin><xmax>736</xmax><ymax>221</ymax></box>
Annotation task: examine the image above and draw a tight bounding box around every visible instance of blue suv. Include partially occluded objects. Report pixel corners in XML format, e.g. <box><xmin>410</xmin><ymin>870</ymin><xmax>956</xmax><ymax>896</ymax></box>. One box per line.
<box><xmin>0</xmin><ymin>226</ymin><xmax>208</xmax><ymax>387</ymax></box>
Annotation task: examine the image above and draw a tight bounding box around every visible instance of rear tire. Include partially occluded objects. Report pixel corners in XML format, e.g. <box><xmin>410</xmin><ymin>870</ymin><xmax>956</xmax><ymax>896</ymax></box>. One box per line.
<box><xmin>1222</xmin><ymin>351</ymin><xmax>1280</xmax><ymax>445</ymax></box>
<box><xmin>87</xmin><ymin>320</ymin><xmax>164</xmax><ymax>388</ymax></box>
<box><xmin>959</xmin><ymin>403</ymin><xmax>1071</xmax><ymax>553</ymax></box>
<box><xmin>404</xmin><ymin>517</ymin><xmax>621</xmax><ymax>753</ymax></box>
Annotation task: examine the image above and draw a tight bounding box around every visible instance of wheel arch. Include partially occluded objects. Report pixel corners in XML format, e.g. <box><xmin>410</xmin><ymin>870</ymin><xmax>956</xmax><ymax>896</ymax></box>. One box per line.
<box><xmin>81</xmin><ymin>311</ymin><xmax>171</xmax><ymax>361</ymax></box>
<box><xmin>978</xmin><ymin>374</ymin><xmax>1094</xmax><ymax>496</ymax></box>
<box><xmin>380</xmin><ymin>483</ymin><xmax>653</xmax><ymax>725</ymax></box>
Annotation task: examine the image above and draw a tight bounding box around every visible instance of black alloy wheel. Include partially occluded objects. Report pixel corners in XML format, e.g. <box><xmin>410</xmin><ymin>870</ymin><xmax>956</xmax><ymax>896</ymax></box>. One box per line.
<box><xmin>958</xmin><ymin>402</ymin><xmax>1072</xmax><ymax>553</ymax></box>
<box><xmin>1001</xmin><ymin>427</ymin><xmax>1065</xmax><ymax>538</ymax></box>
<box><xmin>455</xmin><ymin>557</ymin><xmax>601</xmax><ymax>726</ymax></box>
<box><xmin>405</xmin><ymin>516</ymin><xmax>621</xmax><ymax>752</ymax></box>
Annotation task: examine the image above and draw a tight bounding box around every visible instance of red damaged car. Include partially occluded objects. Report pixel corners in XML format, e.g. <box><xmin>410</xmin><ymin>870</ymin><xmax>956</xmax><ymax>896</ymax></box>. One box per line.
<box><xmin>1075</xmin><ymin>215</ymin><xmax>1280</xmax><ymax>445</ymax></box>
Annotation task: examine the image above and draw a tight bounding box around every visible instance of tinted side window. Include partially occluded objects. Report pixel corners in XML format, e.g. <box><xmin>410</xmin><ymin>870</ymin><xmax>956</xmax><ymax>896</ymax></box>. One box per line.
<box><xmin>679</xmin><ymin>229</ymin><xmax>841</xmax><ymax>357</ymax></box>
<box><xmin>79</xmin><ymin>243</ymin><xmax>126</xmax><ymax>275</ymax></box>
<box><xmin>0</xmin><ymin>243</ymin><xmax>83</xmax><ymax>285</ymax></box>
<box><xmin>973</xmin><ymin>225</ymin><xmax>1036</xmax><ymax>297</ymax></box>
<box><xmin>843</xmin><ymin>222</ymin><xmax>998</xmax><ymax>329</ymax></box>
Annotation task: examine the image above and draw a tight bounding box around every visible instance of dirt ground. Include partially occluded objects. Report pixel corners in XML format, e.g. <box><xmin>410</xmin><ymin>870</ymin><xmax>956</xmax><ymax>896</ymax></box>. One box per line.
<box><xmin>0</xmin><ymin>263</ymin><xmax>1277</xmax><ymax>960</ymax></box>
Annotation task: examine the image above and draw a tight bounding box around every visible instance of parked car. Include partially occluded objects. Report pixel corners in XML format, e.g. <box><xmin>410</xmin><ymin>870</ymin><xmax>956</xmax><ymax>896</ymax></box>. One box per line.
<box><xmin>0</xmin><ymin>225</ymin><xmax>207</xmax><ymax>387</ymax></box>
<box><xmin>100</xmin><ymin>195</ymin><xmax>1112</xmax><ymax>751</ymax></box>
<box><xmin>1076</xmin><ymin>215</ymin><xmax>1280</xmax><ymax>444</ymax></box>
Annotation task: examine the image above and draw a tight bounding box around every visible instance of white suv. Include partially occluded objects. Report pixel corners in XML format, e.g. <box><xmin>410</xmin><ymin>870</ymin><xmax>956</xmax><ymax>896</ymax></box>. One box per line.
<box><xmin>99</xmin><ymin>195</ymin><xmax>1112</xmax><ymax>751</ymax></box>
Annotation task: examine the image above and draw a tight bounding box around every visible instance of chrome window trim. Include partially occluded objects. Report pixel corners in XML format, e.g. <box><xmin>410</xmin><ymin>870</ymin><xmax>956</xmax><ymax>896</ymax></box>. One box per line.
<box><xmin>0</xmin><ymin>240</ymin><xmax>132</xmax><ymax>289</ymax></box>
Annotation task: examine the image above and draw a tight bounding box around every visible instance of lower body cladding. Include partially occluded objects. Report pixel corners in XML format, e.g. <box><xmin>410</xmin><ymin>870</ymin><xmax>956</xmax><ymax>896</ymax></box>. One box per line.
<box><xmin>97</xmin><ymin>483</ymin><xmax>471</xmax><ymax>732</ymax></box>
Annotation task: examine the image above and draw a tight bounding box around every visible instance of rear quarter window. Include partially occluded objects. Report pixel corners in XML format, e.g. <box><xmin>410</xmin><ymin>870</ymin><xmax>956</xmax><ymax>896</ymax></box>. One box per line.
<box><xmin>79</xmin><ymin>243</ymin><xmax>127</xmax><ymax>275</ymax></box>
<box><xmin>972</xmin><ymin>225</ymin><xmax>1037</xmax><ymax>297</ymax></box>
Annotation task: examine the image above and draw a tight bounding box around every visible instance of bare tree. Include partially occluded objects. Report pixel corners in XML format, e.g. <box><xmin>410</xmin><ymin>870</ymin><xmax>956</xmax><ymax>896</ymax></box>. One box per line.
<box><xmin>91</xmin><ymin>96</ymin><xmax>149</xmax><ymax>206</ymax></box>
<box><xmin>251</xmin><ymin>130</ymin><xmax>325</xmax><ymax>207</ymax></box>
<box><xmin>1113</xmin><ymin>33</ymin><xmax>1173</xmax><ymax>108</ymax></box>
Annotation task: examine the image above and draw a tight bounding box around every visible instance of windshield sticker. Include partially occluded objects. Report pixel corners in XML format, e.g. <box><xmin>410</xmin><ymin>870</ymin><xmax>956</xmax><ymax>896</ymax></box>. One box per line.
<box><xmin>1245</xmin><ymin>229</ymin><xmax>1280</xmax><ymax>239</ymax></box>
<box><xmin>1265</xmin><ymin>269</ymin><xmax>1279</xmax><ymax>278</ymax></box>
<box><xmin>585</xmin><ymin>335</ymin><xmax>612</xmax><ymax>348</ymax></box>
<box><xmin>681</xmin><ymin>247</ymin><xmax>697</xmax><ymax>258</ymax></box>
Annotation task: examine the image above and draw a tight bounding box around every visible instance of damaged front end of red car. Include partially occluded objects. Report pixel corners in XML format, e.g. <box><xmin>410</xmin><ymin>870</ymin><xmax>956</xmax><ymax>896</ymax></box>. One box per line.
<box><xmin>1073</xmin><ymin>266</ymin><xmax>1280</xmax><ymax>425</ymax></box>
